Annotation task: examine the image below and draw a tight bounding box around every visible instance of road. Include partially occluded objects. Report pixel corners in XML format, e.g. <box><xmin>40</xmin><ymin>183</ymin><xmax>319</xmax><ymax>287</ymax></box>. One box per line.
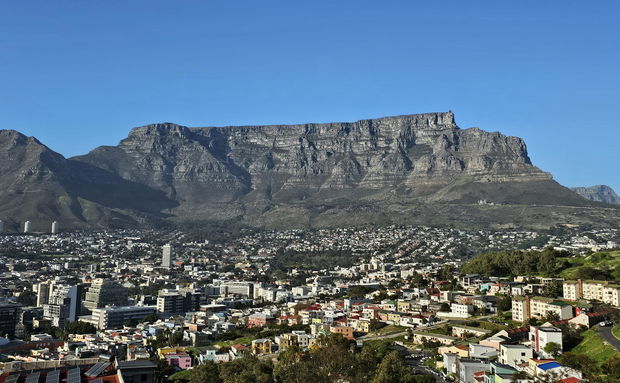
<box><xmin>596</xmin><ymin>325</ymin><xmax>620</xmax><ymax>351</ymax></box>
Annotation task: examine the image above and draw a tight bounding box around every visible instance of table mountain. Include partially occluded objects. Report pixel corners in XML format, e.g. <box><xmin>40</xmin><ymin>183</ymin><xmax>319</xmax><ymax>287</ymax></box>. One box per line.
<box><xmin>1</xmin><ymin>112</ymin><xmax>616</xmax><ymax>230</ymax></box>
<box><xmin>571</xmin><ymin>185</ymin><xmax>620</xmax><ymax>204</ymax></box>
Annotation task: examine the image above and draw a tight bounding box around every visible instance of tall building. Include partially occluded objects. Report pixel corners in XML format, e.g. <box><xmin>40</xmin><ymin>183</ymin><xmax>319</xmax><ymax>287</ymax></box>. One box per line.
<box><xmin>34</xmin><ymin>282</ymin><xmax>51</xmax><ymax>306</ymax></box>
<box><xmin>162</xmin><ymin>244</ymin><xmax>173</xmax><ymax>269</ymax></box>
<box><xmin>156</xmin><ymin>288</ymin><xmax>207</xmax><ymax>315</ymax></box>
<box><xmin>0</xmin><ymin>301</ymin><xmax>21</xmax><ymax>338</ymax></box>
<box><xmin>83</xmin><ymin>279</ymin><xmax>129</xmax><ymax>312</ymax></box>
<box><xmin>23</xmin><ymin>221</ymin><xmax>32</xmax><ymax>233</ymax></box>
<box><xmin>42</xmin><ymin>284</ymin><xmax>83</xmax><ymax>327</ymax></box>
<box><xmin>0</xmin><ymin>220</ymin><xmax>4</xmax><ymax>233</ymax></box>
<box><xmin>156</xmin><ymin>292</ymin><xmax>185</xmax><ymax>315</ymax></box>
<box><xmin>51</xmin><ymin>221</ymin><xmax>59</xmax><ymax>234</ymax></box>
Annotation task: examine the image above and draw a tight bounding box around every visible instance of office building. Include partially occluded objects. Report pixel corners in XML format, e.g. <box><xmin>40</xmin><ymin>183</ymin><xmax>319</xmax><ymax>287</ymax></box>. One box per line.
<box><xmin>89</xmin><ymin>305</ymin><xmax>157</xmax><ymax>330</ymax></box>
<box><xmin>42</xmin><ymin>284</ymin><xmax>82</xmax><ymax>328</ymax></box>
<box><xmin>0</xmin><ymin>220</ymin><xmax>4</xmax><ymax>233</ymax></box>
<box><xmin>34</xmin><ymin>282</ymin><xmax>51</xmax><ymax>306</ymax></box>
<box><xmin>51</xmin><ymin>221</ymin><xmax>59</xmax><ymax>234</ymax></box>
<box><xmin>83</xmin><ymin>279</ymin><xmax>129</xmax><ymax>312</ymax></box>
<box><xmin>162</xmin><ymin>244</ymin><xmax>173</xmax><ymax>269</ymax></box>
<box><xmin>23</xmin><ymin>221</ymin><xmax>32</xmax><ymax>233</ymax></box>
<box><xmin>0</xmin><ymin>301</ymin><xmax>21</xmax><ymax>338</ymax></box>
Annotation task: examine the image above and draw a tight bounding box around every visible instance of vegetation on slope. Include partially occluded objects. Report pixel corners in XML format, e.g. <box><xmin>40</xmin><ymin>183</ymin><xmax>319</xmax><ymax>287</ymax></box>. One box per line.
<box><xmin>462</xmin><ymin>248</ymin><xmax>620</xmax><ymax>283</ymax></box>
<box><xmin>569</xmin><ymin>329</ymin><xmax>618</xmax><ymax>364</ymax></box>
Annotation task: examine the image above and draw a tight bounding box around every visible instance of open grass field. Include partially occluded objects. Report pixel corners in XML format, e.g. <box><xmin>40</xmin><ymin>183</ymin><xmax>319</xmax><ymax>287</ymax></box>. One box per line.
<box><xmin>368</xmin><ymin>324</ymin><xmax>407</xmax><ymax>337</ymax></box>
<box><xmin>570</xmin><ymin>329</ymin><xmax>619</xmax><ymax>365</ymax></box>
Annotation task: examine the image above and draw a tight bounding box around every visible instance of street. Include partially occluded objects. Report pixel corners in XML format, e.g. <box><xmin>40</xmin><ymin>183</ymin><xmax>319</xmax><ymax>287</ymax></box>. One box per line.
<box><xmin>596</xmin><ymin>325</ymin><xmax>620</xmax><ymax>351</ymax></box>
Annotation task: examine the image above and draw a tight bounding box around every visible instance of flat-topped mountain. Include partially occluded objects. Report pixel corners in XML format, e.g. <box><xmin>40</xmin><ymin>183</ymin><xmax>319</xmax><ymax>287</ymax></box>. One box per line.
<box><xmin>0</xmin><ymin>112</ymin><xmax>617</xmax><ymax>230</ymax></box>
<box><xmin>571</xmin><ymin>185</ymin><xmax>620</xmax><ymax>204</ymax></box>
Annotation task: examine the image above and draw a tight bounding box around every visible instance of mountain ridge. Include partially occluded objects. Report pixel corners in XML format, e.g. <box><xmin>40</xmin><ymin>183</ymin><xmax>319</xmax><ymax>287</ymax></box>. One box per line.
<box><xmin>1</xmin><ymin>112</ymin><xmax>617</xmax><ymax>231</ymax></box>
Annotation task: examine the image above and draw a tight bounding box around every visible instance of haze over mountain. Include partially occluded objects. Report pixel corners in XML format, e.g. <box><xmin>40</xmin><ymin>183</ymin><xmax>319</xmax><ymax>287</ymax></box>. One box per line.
<box><xmin>571</xmin><ymin>185</ymin><xmax>620</xmax><ymax>205</ymax></box>
<box><xmin>1</xmin><ymin>112</ymin><xmax>617</xmax><ymax>231</ymax></box>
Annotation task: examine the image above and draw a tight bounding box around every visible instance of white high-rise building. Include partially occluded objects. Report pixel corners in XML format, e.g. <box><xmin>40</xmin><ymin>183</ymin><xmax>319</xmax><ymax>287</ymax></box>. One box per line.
<box><xmin>23</xmin><ymin>221</ymin><xmax>32</xmax><ymax>233</ymax></box>
<box><xmin>162</xmin><ymin>244</ymin><xmax>173</xmax><ymax>269</ymax></box>
<box><xmin>0</xmin><ymin>220</ymin><xmax>4</xmax><ymax>233</ymax></box>
<box><xmin>51</xmin><ymin>221</ymin><xmax>59</xmax><ymax>234</ymax></box>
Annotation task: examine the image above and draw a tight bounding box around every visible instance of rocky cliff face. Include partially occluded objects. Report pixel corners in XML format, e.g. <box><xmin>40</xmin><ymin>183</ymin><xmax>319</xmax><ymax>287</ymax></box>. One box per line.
<box><xmin>0</xmin><ymin>112</ymin><xmax>608</xmax><ymax>230</ymax></box>
<box><xmin>571</xmin><ymin>185</ymin><xmax>620</xmax><ymax>204</ymax></box>
<box><xmin>75</xmin><ymin>112</ymin><xmax>553</xmax><ymax>203</ymax></box>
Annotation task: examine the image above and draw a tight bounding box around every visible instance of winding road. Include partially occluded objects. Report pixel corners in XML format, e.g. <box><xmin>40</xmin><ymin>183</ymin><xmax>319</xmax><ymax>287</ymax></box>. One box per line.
<box><xmin>596</xmin><ymin>325</ymin><xmax>620</xmax><ymax>351</ymax></box>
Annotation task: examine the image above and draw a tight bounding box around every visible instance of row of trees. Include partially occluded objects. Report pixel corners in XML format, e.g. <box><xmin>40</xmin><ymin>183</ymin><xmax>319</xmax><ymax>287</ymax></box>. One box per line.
<box><xmin>177</xmin><ymin>335</ymin><xmax>434</xmax><ymax>383</ymax></box>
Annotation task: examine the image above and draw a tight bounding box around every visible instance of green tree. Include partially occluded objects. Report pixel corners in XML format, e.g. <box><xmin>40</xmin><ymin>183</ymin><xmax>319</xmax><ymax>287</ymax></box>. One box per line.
<box><xmin>602</xmin><ymin>355</ymin><xmax>620</xmax><ymax>381</ymax></box>
<box><xmin>64</xmin><ymin>321</ymin><xmax>97</xmax><ymax>334</ymax></box>
<box><xmin>273</xmin><ymin>346</ymin><xmax>318</xmax><ymax>383</ymax></box>
<box><xmin>543</xmin><ymin>342</ymin><xmax>562</xmax><ymax>358</ymax></box>
<box><xmin>219</xmin><ymin>357</ymin><xmax>273</xmax><ymax>383</ymax></box>
<box><xmin>560</xmin><ymin>352</ymin><xmax>599</xmax><ymax>379</ymax></box>
<box><xmin>496</xmin><ymin>296</ymin><xmax>512</xmax><ymax>312</ymax></box>
<box><xmin>17</xmin><ymin>290</ymin><xmax>36</xmax><ymax>306</ymax></box>
<box><xmin>143</xmin><ymin>313</ymin><xmax>160</xmax><ymax>323</ymax></box>
<box><xmin>371</xmin><ymin>351</ymin><xmax>416</xmax><ymax>383</ymax></box>
<box><xmin>187</xmin><ymin>361</ymin><xmax>222</xmax><ymax>383</ymax></box>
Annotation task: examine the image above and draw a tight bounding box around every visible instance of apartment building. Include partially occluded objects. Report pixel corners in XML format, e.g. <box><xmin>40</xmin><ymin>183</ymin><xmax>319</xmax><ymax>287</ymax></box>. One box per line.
<box><xmin>563</xmin><ymin>279</ymin><xmax>620</xmax><ymax>307</ymax></box>
<box><xmin>512</xmin><ymin>296</ymin><xmax>573</xmax><ymax>322</ymax></box>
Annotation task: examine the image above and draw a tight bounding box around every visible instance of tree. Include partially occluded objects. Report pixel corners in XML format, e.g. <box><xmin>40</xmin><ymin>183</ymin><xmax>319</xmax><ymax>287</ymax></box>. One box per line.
<box><xmin>219</xmin><ymin>357</ymin><xmax>273</xmax><ymax>383</ymax></box>
<box><xmin>496</xmin><ymin>296</ymin><xmax>512</xmax><ymax>312</ymax></box>
<box><xmin>543</xmin><ymin>342</ymin><xmax>562</xmax><ymax>358</ymax></box>
<box><xmin>188</xmin><ymin>361</ymin><xmax>222</xmax><ymax>383</ymax></box>
<box><xmin>64</xmin><ymin>321</ymin><xmax>97</xmax><ymax>334</ymax></box>
<box><xmin>544</xmin><ymin>311</ymin><xmax>560</xmax><ymax>323</ymax></box>
<box><xmin>439</xmin><ymin>264</ymin><xmax>455</xmax><ymax>281</ymax></box>
<box><xmin>560</xmin><ymin>352</ymin><xmax>599</xmax><ymax>379</ymax></box>
<box><xmin>273</xmin><ymin>346</ymin><xmax>318</xmax><ymax>383</ymax></box>
<box><xmin>439</xmin><ymin>303</ymin><xmax>451</xmax><ymax>312</ymax></box>
<box><xmin>602</xmin><ymin>355</ymin><xmax>620</xmax><ymax>381</ymax></box>
<box><xmin>372</xmin><ymin>351</ymin><xmax>416</xmax><ymax>383</ymax></box>
<box><xmin>143</xmin><ymin>312</ymin><xmax>160</xmax><ymax>323</ymax></box>
<box><xmin>542</xmin><ymin>281</ymin><xmax>563</xmax><ymax>298</ymax></box>
<box><xmin>17</xmin><ymin>290</ymin><xmax>36</xmax><ymax>306</ymax></box>
<box><xmin>369</xmin><ymin>319</ymin><xmax>387</xmax><ymax>332</ymax></box>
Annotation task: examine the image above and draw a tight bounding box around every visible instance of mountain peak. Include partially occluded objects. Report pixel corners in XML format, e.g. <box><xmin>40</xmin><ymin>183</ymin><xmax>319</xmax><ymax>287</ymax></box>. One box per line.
<box><xmin>571</xmin><ymin>185</ymin><xmax>620</xmax><ymax>204</ymax></box>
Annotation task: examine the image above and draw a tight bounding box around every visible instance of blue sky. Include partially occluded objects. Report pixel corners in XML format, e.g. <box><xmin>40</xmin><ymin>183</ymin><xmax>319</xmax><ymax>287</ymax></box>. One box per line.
<box><xmin>1</xmin><ymin>1</ymin><xmax>618</xmax><ymax>192</ymax></box>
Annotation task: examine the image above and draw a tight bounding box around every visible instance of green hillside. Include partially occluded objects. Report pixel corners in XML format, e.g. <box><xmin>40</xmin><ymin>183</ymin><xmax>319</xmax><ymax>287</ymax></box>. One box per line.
<box><xmin>559</xmin><ymin>251</ymin><xmax>620</xmax><ymax>282</ymax></box>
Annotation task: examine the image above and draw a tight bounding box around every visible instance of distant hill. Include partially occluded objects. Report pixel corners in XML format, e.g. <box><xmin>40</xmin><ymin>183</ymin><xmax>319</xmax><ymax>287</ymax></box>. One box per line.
<box><xmin>0</xmin><ymin>112</ymin><xmax>618</xmax><ymax>231</ymax></box>
<box><xmin>571</xmin><ymin>185</ymin><xmax>620</xmax><ymax>204</ymax></box>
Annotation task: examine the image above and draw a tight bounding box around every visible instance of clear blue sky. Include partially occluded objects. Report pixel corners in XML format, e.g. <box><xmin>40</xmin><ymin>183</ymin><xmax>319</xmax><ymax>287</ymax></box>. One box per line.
<box><xmin>1</xmin><ymin>1</ymin><xmax>618</xmax><ymax>192</ymax></box>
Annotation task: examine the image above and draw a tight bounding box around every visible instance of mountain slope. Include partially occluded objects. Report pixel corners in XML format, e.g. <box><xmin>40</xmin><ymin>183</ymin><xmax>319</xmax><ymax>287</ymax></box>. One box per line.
<box><xmin>571</xmin><ymin>185</ymin><xmax>620</xmax><ymax>204</ymax></box>
<box><xmin>0</xmin><ymin>130</ymin><xmax>175</xmax><ymax>231</ymax></box>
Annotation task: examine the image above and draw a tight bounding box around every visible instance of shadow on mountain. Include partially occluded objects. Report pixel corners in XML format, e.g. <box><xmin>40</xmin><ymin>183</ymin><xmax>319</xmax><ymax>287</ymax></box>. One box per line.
<box><xmin>65</xmin><ymin>160</ymin><xmax>178</xmax><ymax>217</ymax></box>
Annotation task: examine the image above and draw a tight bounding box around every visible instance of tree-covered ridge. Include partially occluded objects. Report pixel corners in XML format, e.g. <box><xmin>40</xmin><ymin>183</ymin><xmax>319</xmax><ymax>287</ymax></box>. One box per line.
<box><xmin>461</xmin><ymin>248</ymin><xmax>620</xmax><ymax>282</ymax></box>
<box><xmin>461</xmin><ymin>247</ymin><xmax>570</xmax><ymax>277</ymax></box>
